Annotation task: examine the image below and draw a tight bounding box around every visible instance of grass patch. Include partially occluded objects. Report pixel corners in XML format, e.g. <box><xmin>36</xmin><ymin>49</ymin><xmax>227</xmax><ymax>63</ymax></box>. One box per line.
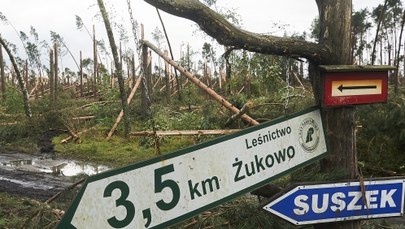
<box><xmin>53</xmin><ymin>127</ymin><xmax>204</xmax><ymax>168</ymax></box>
<box><xmin>54</xmin><ymin>135</ymin><xmax>152</xmax><ymax>168</ymax></box>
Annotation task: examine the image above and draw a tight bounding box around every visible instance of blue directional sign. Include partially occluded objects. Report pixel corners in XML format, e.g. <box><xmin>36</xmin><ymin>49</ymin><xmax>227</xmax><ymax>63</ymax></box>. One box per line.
<box><xmin>263</xmin><ymin>178</ymin><xmax>405</xmax><ymax>225</ymax></box>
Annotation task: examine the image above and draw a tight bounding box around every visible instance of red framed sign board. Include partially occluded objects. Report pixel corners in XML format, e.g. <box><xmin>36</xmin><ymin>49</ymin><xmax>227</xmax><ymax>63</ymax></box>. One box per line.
<box><xmin>320</xmin><ymin>65</ymin><xmax>395</xmax><ymax>107</ymax></box>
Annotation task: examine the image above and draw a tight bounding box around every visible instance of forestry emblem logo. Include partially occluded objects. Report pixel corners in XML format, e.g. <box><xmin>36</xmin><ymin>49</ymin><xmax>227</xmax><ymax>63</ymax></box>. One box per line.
<box><xmin>298</xmin><ymin>117</ymin><xmax>320</xmax><ymax>153</ymax></box>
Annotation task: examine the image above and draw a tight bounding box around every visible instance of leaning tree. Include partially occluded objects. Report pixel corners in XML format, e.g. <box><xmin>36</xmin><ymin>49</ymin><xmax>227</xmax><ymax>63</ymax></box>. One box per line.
<box><xmin>144</xmin><ymin>0</ymin><xmax>359</xmax><ymax>228</ymax></box>
<box><xmin>0</xmin><ymin>35</ymin><xmax>32</xmax><ymax>118</ymax></box>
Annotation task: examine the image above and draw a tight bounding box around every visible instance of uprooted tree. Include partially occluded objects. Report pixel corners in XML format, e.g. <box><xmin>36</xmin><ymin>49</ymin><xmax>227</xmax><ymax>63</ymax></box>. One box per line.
<box><xmin>144</xmin><ymin>0</ymin><xmax>358</xmax><ymax>228</ymax></box>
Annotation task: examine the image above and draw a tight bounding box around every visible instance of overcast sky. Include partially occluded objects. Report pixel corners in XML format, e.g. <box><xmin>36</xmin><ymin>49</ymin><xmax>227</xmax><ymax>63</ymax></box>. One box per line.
<box><xmin>0</xmin><ymin>0</ymin><xmax>386</xmax><ymax>71</ymax></box>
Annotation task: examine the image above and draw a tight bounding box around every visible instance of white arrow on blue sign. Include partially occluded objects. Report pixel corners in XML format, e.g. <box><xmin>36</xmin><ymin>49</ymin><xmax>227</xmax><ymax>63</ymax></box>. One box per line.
<box><xmin>263</xmin><ymin>178</ymin><xmax>405</xmax><ymax>225</ymax></box>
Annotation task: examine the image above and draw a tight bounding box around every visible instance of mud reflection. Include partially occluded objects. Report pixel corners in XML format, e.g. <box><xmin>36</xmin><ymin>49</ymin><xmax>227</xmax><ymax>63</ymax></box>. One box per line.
<box><xmin>0</xmin><ymin>155</ymin><xmax>109</xmax><ymax>177</ymax></box>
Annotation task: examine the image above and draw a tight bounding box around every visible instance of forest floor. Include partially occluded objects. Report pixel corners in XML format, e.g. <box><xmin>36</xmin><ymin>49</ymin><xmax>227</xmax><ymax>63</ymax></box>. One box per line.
<box><xmin>0</xmin><ymin>131</ymin><xmax>405</xmax><ymax>228</ymax></box>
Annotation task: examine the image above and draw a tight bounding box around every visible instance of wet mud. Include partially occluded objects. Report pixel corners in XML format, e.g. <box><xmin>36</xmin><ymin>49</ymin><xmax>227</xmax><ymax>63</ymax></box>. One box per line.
<box><xmin>0</xmin><ymin>131</ymin><xmax>109</xmax><ymax>201</ymax></box>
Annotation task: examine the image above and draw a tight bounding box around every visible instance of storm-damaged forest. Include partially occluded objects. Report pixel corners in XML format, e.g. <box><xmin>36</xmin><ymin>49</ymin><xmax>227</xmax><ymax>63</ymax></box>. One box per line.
<box><xmin>0</xmin><ymin>0</ymin><xmax>405</xmax><ymax>228</ymax></box>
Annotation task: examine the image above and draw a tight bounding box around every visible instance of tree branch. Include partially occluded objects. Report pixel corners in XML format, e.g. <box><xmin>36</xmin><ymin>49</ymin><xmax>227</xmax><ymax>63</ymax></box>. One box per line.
<box><xmin>144</xmin><ymin>0</ymin><xmax>331</xmax><ymax>63</ymax></box>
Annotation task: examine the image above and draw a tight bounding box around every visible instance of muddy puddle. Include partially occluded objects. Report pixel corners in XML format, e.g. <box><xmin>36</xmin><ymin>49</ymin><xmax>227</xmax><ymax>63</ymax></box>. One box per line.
<box><xmin>0</xmin><ymin>152</ymin><xmax>110</xmax><ymax>200</ymax></box>
<box><xmin>0</xmin><ymin>153</ymin><xmax>109</xmax><ymax>176</ymax></box>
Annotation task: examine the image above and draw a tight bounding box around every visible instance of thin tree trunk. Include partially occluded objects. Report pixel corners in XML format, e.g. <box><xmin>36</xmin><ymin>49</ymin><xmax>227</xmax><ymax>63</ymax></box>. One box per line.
<box><xmin>93</xmin><ymin>25</ymin><xmax>98</xmax><ymax>94</ymax></box>
<box><xmin>164</xmin><ymin>50</ymin><xmax>171</xmax><ymax>103</ymax></box>
<box><xmin>49</xmin><ymin>48</ymin><xmax>55</xmax><ymax>108</ymax></box>
<box><xmin>54</xmin><ymin>42</ymin><xmax>59</xmax><ymax>103</ymax></box>
<box><xmin>80</xmin><ymin>51</ymin><xmax>83</xmax><ymax>97</ymax></box>
<box><xmin>141</xmin><ymin>26</ymin><xmax>150</xmax><ymax>117</ymax></box>
<box><xmin>156</xmin><ymin>8</ymin><xmax>181</xmax><ymax>101</ymax></box>
<box><xmin>132</xmin><ymin>55</ymin><xmax>136</xmax><ymax>88</ymax></box>
<box><xmin>371</xmin><ymin>0</ymin><xmax>388</xmax><ymax>65</ymax></box>
<box><xmin>394</xmin><ymin>9</ymin><xmax>405</xmax><ymax>94</ymax></box>
<box><xmin>0</xmin><ymin>44</ymin><xmax>6</xmax><ymax>104</ymax></box>
<box><xmin>0</xmin><ymin>34</ymin><xmax>32</xmax><ymax>118</ymax></box>
<box><xmin>97</xmin><ymin>0</ymin><xmax>130</xmax><ymax>137</ymax></box>
<box><xmin>24</xmin><ymin>61</ymin><xmax>29</xmax><ymax>94</ymax></box>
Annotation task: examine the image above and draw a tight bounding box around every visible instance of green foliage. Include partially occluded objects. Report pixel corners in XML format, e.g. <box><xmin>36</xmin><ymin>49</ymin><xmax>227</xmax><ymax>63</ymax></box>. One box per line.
<box><xmin>357</xmin><ymin>90</ymin><xmax>405</xmax><ymax>173</ymax></box>
<box><xmin>4</xmin><ymin>85</ymin><xmax>25</xmax><ymax>114</ymax></box>
<box><xmin>179</xmin><ymin>84</ymin><xmax>203</xmax><ymax>109</ymax></box>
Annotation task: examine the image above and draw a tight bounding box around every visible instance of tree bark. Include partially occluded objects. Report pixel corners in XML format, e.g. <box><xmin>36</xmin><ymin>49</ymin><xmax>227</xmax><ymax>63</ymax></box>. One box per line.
<box><xmin>97</xmin><ymin>0</ymin><xmax>130</xmax><ymax>137</ymax></box>
<box><xmin>316</xmin><ymin>0</ymin><xmax>359</xmax><ymax>228</ymax></box>
<box><xmin>144</xmin><ymin>0</ymin><xmax>331</xmax><ymax>63</ymax></box>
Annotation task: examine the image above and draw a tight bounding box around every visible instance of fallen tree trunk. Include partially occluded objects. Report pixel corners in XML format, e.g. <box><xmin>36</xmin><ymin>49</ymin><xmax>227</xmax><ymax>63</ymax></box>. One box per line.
<box><xmin>130</xmin><ymin>129</ymin><xmax>240</xmax><ymax>137</ymax></box>
<box><xmin>143</xmin><ymin>40</ymin><xmax>259</xmax><ymax>126</ymax></box>
<box><xmin>61</xmin><ymin>126</ymin><xmax>96</xmax><ymax>144</ymax></box>
<box><xmin>72</xmin><ymin>116</ymin><xmax>95</xmax><ymax>121</ymax></box>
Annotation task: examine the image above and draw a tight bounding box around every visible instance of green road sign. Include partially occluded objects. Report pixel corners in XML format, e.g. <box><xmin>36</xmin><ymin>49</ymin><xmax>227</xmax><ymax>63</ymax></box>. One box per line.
<box><xmin>58</xmin><ymin>107</ymin><xmax>328</xmax><ymax>229</ymax></box>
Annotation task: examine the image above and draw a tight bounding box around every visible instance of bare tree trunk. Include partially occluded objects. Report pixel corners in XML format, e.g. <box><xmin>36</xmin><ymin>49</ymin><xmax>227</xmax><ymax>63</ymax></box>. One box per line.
<box><xmin>131</xmin><ymin>54</ymin><xmax>136</xmax><ymax>88</ymax></box>
<box><xmin>0</xmin><ymin>34</ymin><xmax>32</xmax><ymax>118</ymax></box>
<box><xmin>147</xmin><ymin>51</ymin><xmax>152</xmax><ymax>95</ymax></box>
<box><xmin>371</xmin><ymin>0</ymin><xmax>388</xmax><ymax>65</ymax></box>
<box><xmin>0</xmin><ymin>44</ymin><xmax>6</xmax><ymax>104</ymax></box>
<box><xmin>93</xmin><ymin>25</ymin><xmax>98</xmax><ymax>94</ymax></box>
<box><xmin>164</xmin><ymin>50</ymin><xmax>171</xmax><ymax>103</ymax></box>
<box><xmin>316</xmin><ymin>1</ymin><xmax>359</xmax><ymax>228</ymax></box>
<box><xmin>141</xmin><ymin>27</ymin><xmax>149</xmax><ymax>117</ymax></box>
<box><xmin>394</xmin><ymin>9</ymin><xmax>405</xmax><ymax>94</ymax></box>
<box><xmin>54</xmin><ymin>42</ymin><xmax>59</xmax><ymax>103</ymax></box>
<box><xmin>80</xmin><ymin>51</ymin><xmax>83</xmax><ymax>97</ymax></box>
<box><xmin>97</xmin><ymin>0</ymin><xmax>130</xmax><ymax>137</ymax></box>
<box><xmin>49</xmin><ymin>48</ymin><xmax>55</xmax><ymax>108</ymax></box>
<box><xmin>156</xmin><ymin>8</ymin><xmax>181</xmax><ymax>101</ymax></box>
<box><xmin>24</xmin><ymin>61</ymin><xmax>29</xmax><ymax>94</ymax></box>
